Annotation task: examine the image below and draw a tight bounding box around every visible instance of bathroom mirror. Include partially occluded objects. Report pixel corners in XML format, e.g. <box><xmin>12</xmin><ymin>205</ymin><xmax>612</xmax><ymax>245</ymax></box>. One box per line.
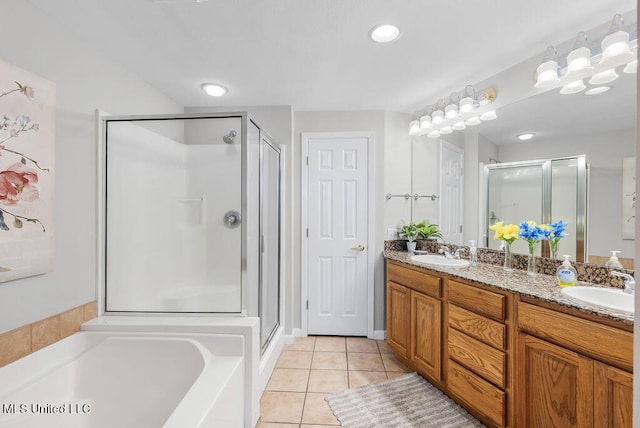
<box><xmin>477</xmin><ymin>68</ymin><xmax>636</xmax><ymax>265</ymax></box>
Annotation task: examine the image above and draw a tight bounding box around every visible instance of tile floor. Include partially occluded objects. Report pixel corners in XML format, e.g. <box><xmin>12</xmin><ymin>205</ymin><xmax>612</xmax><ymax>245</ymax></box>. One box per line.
<box><xmin>257</xmin><ymin>336</ymin><xmax>411</xmax><ymax>427</ymax></box>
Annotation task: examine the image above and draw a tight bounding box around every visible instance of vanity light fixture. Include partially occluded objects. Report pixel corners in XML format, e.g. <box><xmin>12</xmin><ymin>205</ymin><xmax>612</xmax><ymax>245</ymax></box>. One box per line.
<box><xmin>533</xmin><ymin>13</ymin><xmax>636</xmax><ymax>96</ymax></box>
<box><xmin>534</xmin><ymin>46</ymin><xmax>561</xmax><ymax>88</ymax></box>
<box><xmin>600</xmin><ymin>14</ymin><xmax>634</xmax><ymax>65</ymax></box>
<box><xmin>408</xmin><ymin>86</ymin><xmax>497</xmax><ymax>136</ymax></box>
<box><xmin>409</xmin><ymin>120</ymin><xmax>421</xmax><ymax>135</ymax></box>
<box><xmin>201</xmin><ymin>83</ymin><xmax>227</xmax><ymax>97</ymax></box>
<box><xmin>517</xmin><ymin>133</ymin><xmax>535</xmax><ymax>141</ymax></box>
<box><xmin>566</xmin><ymin>32</ymin><xmax>593</xmax><ymax>78</ymax></box>
<box><xmin>584</xmin><ymin>86</ymin><xmax>611</xmax><ymax>95</ymax></box>
<box><xmin>369</xmin><ymin>24</ymin><xmax>400</xmax><ymax>43</ymax></box>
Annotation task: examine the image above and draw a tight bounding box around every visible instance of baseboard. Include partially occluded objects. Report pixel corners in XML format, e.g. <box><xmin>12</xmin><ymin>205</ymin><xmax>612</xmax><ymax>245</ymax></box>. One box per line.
<box><xmin>283</xmin><ymin>328</ymin><xmax>304</xmax><ymax>345</ymax></box>
<box><xmin>373</xmin><ymin>330</ymin><xmax>386</xmax><ymax>340</ymax></box>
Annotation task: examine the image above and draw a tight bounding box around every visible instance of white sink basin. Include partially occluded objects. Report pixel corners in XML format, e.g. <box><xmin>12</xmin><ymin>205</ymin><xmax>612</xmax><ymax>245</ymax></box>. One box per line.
<box><xmin>561</xmin><ymin>286</ymin><xmax>634</xmax><ymax>313</ymax></box>
<box><xmin>410</xmin><ymin>254</ymin><xmax>470</xmax><ymax>268</ymax></box>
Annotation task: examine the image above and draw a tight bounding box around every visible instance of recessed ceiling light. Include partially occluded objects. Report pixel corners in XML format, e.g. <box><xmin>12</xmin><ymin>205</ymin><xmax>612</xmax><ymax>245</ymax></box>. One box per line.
<box><xmin>584</xmin><ymin>86</ymin><xmax>611</xmax><ymax>96</ymax></box>
<box><xmin>517</xmin><ymin>133</ymin><xmax>535</xmax><ymax>141</ymax></box>
<box><xmin>369</xmin><ymin>24</ymin><xmax>400</xmax><ymax>43</ymax></box>
<box><xmin>201</xmin><ymin>83</ymin><xmax>227</xmax><ymax>97</ymax></box>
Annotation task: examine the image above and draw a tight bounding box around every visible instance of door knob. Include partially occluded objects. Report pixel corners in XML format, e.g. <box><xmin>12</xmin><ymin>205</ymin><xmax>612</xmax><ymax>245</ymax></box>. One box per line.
<box><xmin>350</xmin><ymin>245</ymin><xmax>366</xmax><ymax>251</ymax></box>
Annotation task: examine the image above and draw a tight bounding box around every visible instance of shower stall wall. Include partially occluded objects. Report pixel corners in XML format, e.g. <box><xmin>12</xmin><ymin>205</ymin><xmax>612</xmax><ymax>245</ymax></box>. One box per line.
<box><xmin>101</xmin><ymin>113</ymin><xmax>281</xmax><ymax>351</ymax></box>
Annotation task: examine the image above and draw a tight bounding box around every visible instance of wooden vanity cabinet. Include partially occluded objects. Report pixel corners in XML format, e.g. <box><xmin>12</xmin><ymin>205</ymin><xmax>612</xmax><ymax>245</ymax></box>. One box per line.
<box><xmin>445</xmin><ymin>279</ymin><xmax>512</xmax><ymax>428</ymax></box>
<box><xmin>517</xmin><ymin>300</ymin><xmax>633</xmax><ymax>428</ymax></box>
<box><xmin>385</xmin><ymin>259</ymin><xmax>633</xmax><ymax>427</ymax></box>
<box><xmin>386</xmin><ymin>261</ymin><xmax>442</xmax><ymax>385</ymax></box>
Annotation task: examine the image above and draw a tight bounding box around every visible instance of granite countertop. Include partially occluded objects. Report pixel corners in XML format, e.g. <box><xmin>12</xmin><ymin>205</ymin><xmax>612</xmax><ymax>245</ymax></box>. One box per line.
<box><xmin>384</xmin><ymin>249</ymin><xmax>634</xmax><ymax>326</ymax></box>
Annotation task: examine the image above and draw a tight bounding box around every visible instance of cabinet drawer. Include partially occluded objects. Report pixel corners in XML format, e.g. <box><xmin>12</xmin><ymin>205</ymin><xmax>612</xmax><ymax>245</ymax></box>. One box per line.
<box><xmin>448</xmin><ymin>304</ymin><xmax>506</xmax><ymax>350</ymax></box>
<box><xmin>388</xmin><ymin>262</ymin><xmax>441</xmax><ymax>298</ymax></box>
<box><xmin>518</xmin><ymin>301</ymin><xmax>633</xmax><ymax>372</ymax></box>
<box><xmin>447</xmin><ymin>280</ymin><xmax>505</xmax><ymax>321</ymax></box>
<box><xmin>448</xmin><ymin>360</ymin><xmax>505</xmax><ymax>428</ymax></box>
<box><xmin>448</xmin><ymin>328</ymin><xmax>506</xmax><ymax>388</ymax></box>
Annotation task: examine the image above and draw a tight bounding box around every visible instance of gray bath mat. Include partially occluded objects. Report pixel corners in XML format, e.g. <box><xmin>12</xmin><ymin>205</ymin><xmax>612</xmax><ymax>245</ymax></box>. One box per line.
<box><xmin>325</xmin><ymin>372</ymin><xmax>485</xmax><ymax>428</ymax></box>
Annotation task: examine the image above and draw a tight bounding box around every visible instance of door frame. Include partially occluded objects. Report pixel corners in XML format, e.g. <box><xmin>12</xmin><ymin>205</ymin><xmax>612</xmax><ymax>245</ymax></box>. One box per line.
<box><xmin>301</xmin><ymin>132</ymin><xmax>376</xmax><ymax>338</ymax></box>
<box><xmin>439</xmin><ymin>140</ymin><xmax>464</xmax><ymax>245</ymax></box>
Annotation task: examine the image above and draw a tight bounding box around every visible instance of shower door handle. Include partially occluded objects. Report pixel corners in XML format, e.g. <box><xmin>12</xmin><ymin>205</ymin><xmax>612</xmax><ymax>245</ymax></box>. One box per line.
<box><xmin>224</xmin><ymin>210</ymin><xmax>241</xmax><ymax>228</ymax></box>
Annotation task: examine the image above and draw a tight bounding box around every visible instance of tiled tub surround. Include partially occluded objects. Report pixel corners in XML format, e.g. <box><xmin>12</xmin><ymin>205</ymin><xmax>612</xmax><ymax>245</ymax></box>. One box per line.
<box><xmin>384</xmin><ymin>243</ymin><xmax>634</xmax><ymax>325</ymax></box>
<box><xmin>0</xmin><ymin>301</ymin><xmax>96</xmax><ymax>367</ymax></box>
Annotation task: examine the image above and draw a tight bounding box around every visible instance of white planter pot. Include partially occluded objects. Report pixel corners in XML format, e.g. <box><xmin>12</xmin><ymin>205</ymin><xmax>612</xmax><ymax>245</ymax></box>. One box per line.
<box><xmin>406</xmin><ymin>241</ymin><xmax>417</xmax><ymax>252</ymax></box>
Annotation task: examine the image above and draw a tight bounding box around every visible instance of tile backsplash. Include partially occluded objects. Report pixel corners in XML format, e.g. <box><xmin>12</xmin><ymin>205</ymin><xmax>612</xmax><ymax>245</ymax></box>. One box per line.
<box><xmin>0</xmin><ymin>301</ymin><xmax>96</xmax><ymax>367</ymax></box>
<box><xmin>385</xmin><ymin>240</ymin><xmax>634</xmax><ymax>289</ymax></box>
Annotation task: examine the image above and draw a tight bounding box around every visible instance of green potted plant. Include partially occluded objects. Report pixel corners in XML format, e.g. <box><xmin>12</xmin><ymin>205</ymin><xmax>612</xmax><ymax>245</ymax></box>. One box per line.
<box><xmin>398</xmin><ymin>220</ymin><xmax>442</xmax><ymax>252</ymax></box>
<box><xmin>418</xmin><ymin>220</ymin><xmax>443</xmax><ymax>242</ymax></box>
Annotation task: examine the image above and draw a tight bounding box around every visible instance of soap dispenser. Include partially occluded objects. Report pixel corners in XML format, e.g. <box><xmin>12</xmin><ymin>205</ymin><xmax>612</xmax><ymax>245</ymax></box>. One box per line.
<box><xmin>557</xmin><ymin>255</ymin><xmax>577</xmax><ymax>287</ymax></box>
<box><xmin>605</xmin><ymin>251</ymin><xmax>624</xmax><ymax>269</ymax></box>
<box><xmin>468</xmin><ymin>240</ymin><xmax>477</xmax><ymax>267</ymax></box>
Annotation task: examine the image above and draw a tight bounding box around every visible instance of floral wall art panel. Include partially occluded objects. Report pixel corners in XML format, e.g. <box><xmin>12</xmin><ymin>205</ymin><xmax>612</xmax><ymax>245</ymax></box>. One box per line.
<box><xmin>622</xmin><ymin>156</ymin><xmax>635</xmax><ymax>240</ymax></box>
<box><xmin>0</xmin><ymin>59</ymin><xmax>55</xmax><ymax>282</ymax></box>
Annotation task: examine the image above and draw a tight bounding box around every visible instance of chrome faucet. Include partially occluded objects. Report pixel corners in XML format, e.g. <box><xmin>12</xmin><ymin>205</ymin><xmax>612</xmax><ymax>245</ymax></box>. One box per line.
<box><xmin>439</xmin><ymin>246</ymin><xmax>462</xmax><ymax>260</ymax></box>
<box><xmin>611</xmin><ymin>271</ymin><xmax>635</xmax><ymax>295</ymax></box>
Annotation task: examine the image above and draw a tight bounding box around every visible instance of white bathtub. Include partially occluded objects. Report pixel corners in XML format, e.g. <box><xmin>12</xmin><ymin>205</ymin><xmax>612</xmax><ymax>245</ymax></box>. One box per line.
<box><xmin>80</xmin><ymin>316</ymin><xmax>283</xmax><ymax>428</ymax></box>
<box><xmin>0</xmin><ymin>331</ymin><xmax>245</xmax><ymax>428</ymax></box>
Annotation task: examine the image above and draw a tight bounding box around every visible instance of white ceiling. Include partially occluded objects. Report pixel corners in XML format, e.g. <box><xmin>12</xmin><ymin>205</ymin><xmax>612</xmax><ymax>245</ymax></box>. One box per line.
<box><xmin>29</xmin><ymin>0</ymin><xmax>636</xmax><ymax>112</ymax></box>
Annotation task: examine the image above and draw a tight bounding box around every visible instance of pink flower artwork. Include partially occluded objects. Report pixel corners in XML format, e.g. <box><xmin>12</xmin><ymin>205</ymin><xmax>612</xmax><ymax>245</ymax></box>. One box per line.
<box><xmin>0</xmin><ymin>59</ymin><xmax>55</xmax><ymax>282</ymax></box>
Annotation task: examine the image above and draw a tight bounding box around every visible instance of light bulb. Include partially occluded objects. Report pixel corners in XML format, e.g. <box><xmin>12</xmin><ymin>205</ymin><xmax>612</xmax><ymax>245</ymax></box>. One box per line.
<box><xmin>589</xmin><ymin>69</ymin><xmax>618</xmax><ymax>85</ymax></box>
<box><xmin>440</xmin><ymin>126</ymin><xmax>453</xmax><ymax>135</ymax></box>
<box><xmin>444</xmin><ymin>104</ymin><xmax>458</xmax><ymax>120</ymax></box>
<box><xmin>559</xmin><ymin>80</ymin><xmax>586</xmax><ymax>95</ymax></box>
<box><xmin>480</xmin><ymin>110</ymin><xmax>497</xmax><ymax>121</ymax></box>
<box><xmin>409</xmin><ymin>120</ymin><xmax>420</xmax><ymax>135</ymax></box>
<box><xmin>465</xmin><ymin>116</ymin><xmax>481</xmax><ymax>126</ymax></box>
<box><xmin>459</xmin><ymin>97</ymin><xmax>474</xmax><ymax>115</ymax></box>
<box><xmin>419</xmin><ymin>115</ymin><xmax>432</xmax><ymax>129</ymax></box>
<box><xmin>623</xmin><ymin>59</ymin><xmax>637</xmax><ymax>74</ymax></box>
<box><xmin>431</xmin><ymin>110</ymin><xmax>444</xmax><ymax>125</ymax></box>
<box><xmin>427</xmin><ymin>130</ymin><xmax>440</xmax><ymax>138</ymax></box>
<box><xmin>452</xmin><ymin>121</ymin><xmax>466</xmax><ymax>131</ymax></box>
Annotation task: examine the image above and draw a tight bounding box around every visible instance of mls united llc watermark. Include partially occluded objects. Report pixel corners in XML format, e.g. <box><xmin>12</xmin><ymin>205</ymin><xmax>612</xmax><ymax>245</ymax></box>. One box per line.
<box><xmin>2</xmin><ymin>402</ymin><xmax>91</xmax><ymax>415</ymax></box>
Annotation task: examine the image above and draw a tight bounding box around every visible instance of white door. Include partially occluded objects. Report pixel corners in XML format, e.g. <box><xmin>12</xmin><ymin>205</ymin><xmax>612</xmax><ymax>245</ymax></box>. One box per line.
<box><xmin>306</xmin><ymin>135</ymin><xmax>370</xmax><ymax>336</ymax></box>
<box><xmin>440</xmin><ymin>142</ymin><xmax>464</xmax><ymax>244</ymax></box>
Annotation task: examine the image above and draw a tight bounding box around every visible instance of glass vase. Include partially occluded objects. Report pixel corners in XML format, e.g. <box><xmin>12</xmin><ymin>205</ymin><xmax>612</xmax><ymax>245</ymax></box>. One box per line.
<box><xmin>549</xmin><ymin>239</ymin><xmax>559</xmax><ymax>260</ymax></box>
<box><xmin>527</xmin><ymin>241</ymin><xmax>539</xmax><ymax>276</ymax></box>
<box><xmin>503</xmin><ymin>241</ymin><xmax>513</xmax><ymax>272</ymax></box>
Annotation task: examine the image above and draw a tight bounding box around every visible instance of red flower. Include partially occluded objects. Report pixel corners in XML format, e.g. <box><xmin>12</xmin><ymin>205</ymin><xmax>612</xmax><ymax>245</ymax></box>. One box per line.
<box><xmin>0</xmin><ymin>162</ymin><xmax>39</xmax><ymax>205</ymax></box>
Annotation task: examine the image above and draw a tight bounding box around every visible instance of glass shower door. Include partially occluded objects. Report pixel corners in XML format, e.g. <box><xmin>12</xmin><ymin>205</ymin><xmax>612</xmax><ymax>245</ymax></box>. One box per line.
<box><xmin>486</xmin><ymin>162</ymin><xmax>544</xmax><ymax>255</ymax></box>
<box><xmin>105</xmin><ymin>117</ymin><xmax>243</xmax><ymax>313</ymax></box>
<box><xmin>260</xmin><ymin>136</ymin><xmax>280</xmax><ymax>352</ymax></box>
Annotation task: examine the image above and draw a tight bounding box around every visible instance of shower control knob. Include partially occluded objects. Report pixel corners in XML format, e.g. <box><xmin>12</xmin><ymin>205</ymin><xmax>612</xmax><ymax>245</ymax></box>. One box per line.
<box><xmin>224</xmin><ymin>210</ymin><xmax>242</xmax><ymax>228</ymax></box>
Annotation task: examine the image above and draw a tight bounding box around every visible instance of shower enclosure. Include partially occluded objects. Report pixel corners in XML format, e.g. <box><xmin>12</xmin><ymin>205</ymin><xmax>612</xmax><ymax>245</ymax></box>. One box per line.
<box><xmin>101</xmin><ymin>113</ymin><xmax>281</xmax><ymax>352</ymax></box>
<box><xmin>483</xmin><ymin>155</ymin><xmax>587</xmax><ymax>261</ymax></box>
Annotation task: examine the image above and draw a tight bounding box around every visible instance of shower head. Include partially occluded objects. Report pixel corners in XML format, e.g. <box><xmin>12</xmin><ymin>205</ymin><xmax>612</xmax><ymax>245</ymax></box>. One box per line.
<box><xmin>223</xmin><ymin>130</ymin><xmax>237</xmax><ymax>144</ymax></box>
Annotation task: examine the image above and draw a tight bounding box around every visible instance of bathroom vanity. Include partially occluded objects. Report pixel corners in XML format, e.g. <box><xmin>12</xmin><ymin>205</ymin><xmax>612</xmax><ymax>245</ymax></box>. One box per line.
<box><xmin>385</xmin><ymin>251</ymin><xmax>633</xmax><ymax>428</ymax></box>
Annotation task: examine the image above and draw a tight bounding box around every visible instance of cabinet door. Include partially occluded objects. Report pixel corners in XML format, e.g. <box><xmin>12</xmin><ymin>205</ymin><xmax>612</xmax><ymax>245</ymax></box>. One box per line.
<box><xmin>594</xmin><ymin>362</ymin><xmax>633</xmax><ymax>428</ymax></box>
<box><xmin>410</xmin><ymin>290</ymin><xmax>441</xmax><ymax>382</ymax></box>
<box><xmin>386</xmin><ymin>281</ymin><xmax>410</xmax><ymax>357</ymax></box>
<box><xmin>517</xmin><ymin>334</ymin><xmax>593</xmax><ymax>428</ymax></box>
